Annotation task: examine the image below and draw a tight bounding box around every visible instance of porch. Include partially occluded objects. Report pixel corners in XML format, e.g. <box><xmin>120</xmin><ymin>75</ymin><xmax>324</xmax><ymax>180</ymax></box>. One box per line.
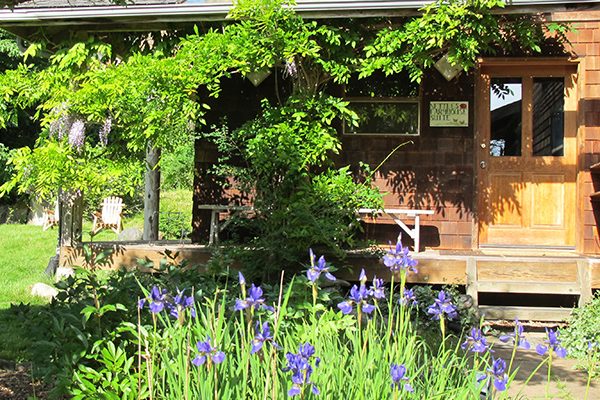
<box><xmin>60</xmin><ymin>242</ymin><xmax>600</xmax><ymax>321</ymax></box>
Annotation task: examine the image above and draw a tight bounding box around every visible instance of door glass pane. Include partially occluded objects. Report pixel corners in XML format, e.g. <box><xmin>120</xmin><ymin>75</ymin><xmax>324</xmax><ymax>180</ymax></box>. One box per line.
<box><xmin>533</xmin><ymin>78</ymin><xmax>564</xmax><ymax>156</ymax></box>
<box><xmin>490</xmin><ymin>78</ymin><xmax>522</xmax><ymax>156</ymax></box>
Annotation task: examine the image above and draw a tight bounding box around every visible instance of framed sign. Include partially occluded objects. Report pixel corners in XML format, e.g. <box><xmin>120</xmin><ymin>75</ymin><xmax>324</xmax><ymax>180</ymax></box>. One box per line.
<box><xmin>429</xmin><ymin>101</ymin><xmax>468</xmax><ymax>127</ymax></box>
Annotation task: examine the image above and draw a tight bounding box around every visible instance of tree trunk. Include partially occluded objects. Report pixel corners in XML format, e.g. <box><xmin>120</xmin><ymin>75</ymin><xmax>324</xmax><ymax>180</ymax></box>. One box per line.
<box><xmin>59</xmin><ymin>189</ymin><xmax>83</xmax><ymax>247</ymax></box>
<box><xmin>143</xmin><ymin>144</ymin><xmax>161</xmax><ymax>241</ymax></box>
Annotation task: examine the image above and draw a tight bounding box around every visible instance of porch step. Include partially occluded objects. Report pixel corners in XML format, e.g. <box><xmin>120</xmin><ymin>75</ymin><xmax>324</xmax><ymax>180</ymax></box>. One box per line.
<box><xmin>477</xmin><ymin>281</ymin><xmax>580</xmax><ymax>295</ymax></box>
<box><xmin>479</xmin><ymin>306</ymin><xmax>573</xmax><ymax>322</ymax></box>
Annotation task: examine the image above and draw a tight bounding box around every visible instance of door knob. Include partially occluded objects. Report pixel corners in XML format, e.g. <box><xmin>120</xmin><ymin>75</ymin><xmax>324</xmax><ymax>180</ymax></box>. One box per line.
<box><xmin>480</xmin><ymin>161</ymin><xmax>487</xmax><ymax>169</ymax></box>
<box><xmin>480</xmin><ymin>143</ymin><xmax>486</xmax><ymax>149</ymax></box>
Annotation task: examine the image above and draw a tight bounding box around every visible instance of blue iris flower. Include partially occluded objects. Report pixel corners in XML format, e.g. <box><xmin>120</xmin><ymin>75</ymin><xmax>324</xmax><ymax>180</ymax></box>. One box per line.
<box><xmin>369</xmin><ymin>277</ymin><xmax>386</xmax><ymax>300</ymax></box>
<box><xmin>461</xmin><ymin>327</ymin><xmax>491</xmax><ymax>354</ymax></box>
<box><xmin>427</xmin><ymin>290</ymin><xmax>458</xmax><ymax>321</ymax></box>
<box><xmin>400</xmin><ymin>288</ymin><xmax>418</xmax><ymax>307</ymax></box>
<box><xmin>383</xmin><ymin>241</ymin><xmax>418</xmax><ymax>274</ymax></box>
<box><xmin>138</xmin><ymin>286</ymin><xmax>169</xmax><ymax>314</ymax></box>
<box><xmin>536</xmin><ymin>328</ymin><xmax>567</xmax><ymax>358</ymax></box>
<box><xmin>337</xmin><ymin>284</ymin><xmax>375</xmax><ymax>315</ymax></box>
<box><xmin>192</xmin><ymin>336</ymin><xmax>225</xmax><ymax>366</ymax></box>
<box><xmin>390</xmin><ymin>363</ymin><xmax>414</xmax><ymax>392</ymax></box>
<box><xmin>306</xmin><ymin>249</ymin><xmax>336</xmax><ymax>283</ymax></box>
<box><xmin>169</xmin><ymin>288</ymin><xmax>196</xmax><ymax>319</ymax></box>
<box><xmin>283</xmin><ymin>343</ymin><xmax>320</xmax><ymax>397</ymax></box>
<box><xmin>487</xmin><ymin>358</ymin><xmax>508</xmax><ymax>391</ymax></box>
<box><xmin>499</xmin><ymin>318</ymin><xmax>530</xmax><ymax>349</ymax></box>
<box><xmin>251</xmin><ymin>321</ymin><xmax>281</xmax><ymax>354</ymax></box>
<box><xmin>234</xmin><ymin>284</ymin><xmax>274</xmax><ymax>312</ymax></box>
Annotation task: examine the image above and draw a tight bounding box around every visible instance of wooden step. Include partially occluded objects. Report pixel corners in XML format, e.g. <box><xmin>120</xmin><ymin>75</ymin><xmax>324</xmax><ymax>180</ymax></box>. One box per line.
<box><xmin>479</xmin><ymin>306</ymin><xmax>572</xmax><ymax>321</ymax></box>
<box><xmin>476</xmin><ymin>281</ymin><xmax>580</xmax><ymax>295</ymax></box>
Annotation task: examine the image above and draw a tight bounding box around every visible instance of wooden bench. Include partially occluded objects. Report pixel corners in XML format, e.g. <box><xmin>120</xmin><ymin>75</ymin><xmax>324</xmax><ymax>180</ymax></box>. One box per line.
<box><xmin>197</xmin><ymin>205</ymin><xmax>252</xmax><ymax>245</ymax></box>
<box><xmin>357</xmin><ymin>208</ymin><xmax>434</xmax><ymax>252</ymax></box>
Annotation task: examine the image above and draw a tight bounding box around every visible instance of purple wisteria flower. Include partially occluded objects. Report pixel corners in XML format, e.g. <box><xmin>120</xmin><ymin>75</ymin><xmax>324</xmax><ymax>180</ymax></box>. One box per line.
<box><xmin>383</xmin><ymin>241</ymin><xmax>418</xmax><ymax>274</ymax></box>
<box><xmin>400</xmin><ymin>288</ymin><xmax>418</xmax><ymax>307</ymax></box>
<box><xmin>68</xmin><ymin>119</ymin><xmax>86</xmax><ymax>151</ymax></box>
<box><xmin>461</xmin><ymin>327</ymin><xmax>491</xmax><ymax>354</ymax></box>
<box><xmin>168</xmin><ymin>288</ymin><xmax>196</xmax><ymax>319</ymax></box>
<box><xmin>283</xmin><ymin>58</ymin><xmax>298</xmax><ymax>78</ymax></box>
<box><xmin>138</xmin><ymin>286</ymin><xmax>169</xmax><ymax>314</ymax></box>
<box><xmin>337</xmin><ymin>284</ymin><xmax>375</xmax><ymax>315</ymax></box>
<box><xmin>98</xmin><ymin>117</ymin><xmax>111</xmax><ymax>146</ymax></box>
<box><xmin>427</xmin><ymin>290</ymin><xmax>458</xmax><ymax>321</ymax></box>
<box><xmin>283</xmin><ymin>343</ymin><xmax>320</xmax><ymax>397</ymax></box>
<box><xmin>306</xmin><ymin>249</ymin><xmax>336</xmax><ymax>283</ymax></box>
<box><xmin>499</xmin><ymin>318</ymin><xmax>530</xmax><ymax>350</ymax></box>
<box><xmin>390</xmin><ymin>363</ymin><xmax>414</xmax><ymax>392</ymax></box>
<box><xmin>535</xmin><ymin>328</ymin><xmax>567</xmax><ymax>358</ymax></box>
<box><xmin>251</xmin><ymin>322</ymin><xmax>280</xmax><ymax>354</ymax></box>
<box><xmin>234</xmin><ymin>284</ymin><xmax>274</xmax><ymax>312</ymax></box>
<box><xmin>369</xmin><ymin>277</ymin><xmax>385</xmax><ymax>300</ymax></box>
<box><xmin>484</xmin><ymin>358</ymin><xmax>508</xmax><ymax>392</ymax></box>
<box><xmin>192</xmin><ymin>336</ymin><xmax>225</xmax><ymax>366</ymax></box>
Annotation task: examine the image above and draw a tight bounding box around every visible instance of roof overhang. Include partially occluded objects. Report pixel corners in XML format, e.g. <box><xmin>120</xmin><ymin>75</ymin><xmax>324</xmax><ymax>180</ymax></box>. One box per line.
<box><xmin>2</xmin><ymin>0</ymin><xmax>600</xmax><ymax>39</ymax></box>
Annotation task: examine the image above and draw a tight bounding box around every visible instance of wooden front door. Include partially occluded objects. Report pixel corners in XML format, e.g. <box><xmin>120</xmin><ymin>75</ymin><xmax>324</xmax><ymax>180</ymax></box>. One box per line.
<box><xmin>476</xmin><ymin>61</ymin><xmax>578</xmax><ymax>247</ymax></box>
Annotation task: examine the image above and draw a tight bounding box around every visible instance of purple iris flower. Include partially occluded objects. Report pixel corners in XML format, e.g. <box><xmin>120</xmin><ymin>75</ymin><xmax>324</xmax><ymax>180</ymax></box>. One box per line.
<box><xmin>138</xmin><ymin>286</ymin><xmax>169</xmax><ymax>314</ymax></box>
<box><xmin>487</xmin><ymin>358</ymin><xmax>508</xmax><ymax>391</ymax></box>
<box><xmin>499</xmin><ymin>318</ymin><xmax>530</xmax><ymax>350</ymax></box>
<box><xmin>383</xmin><ymin>241</ymin><xmax>418</xmax><ymax>274</ymax></box>
<box><xmin>390</xmin><ymin>363</ymin><xmax>414</xmax><ymax>392</ymax></box>
<box><xmin>337</xmin><ymin>284</ymin><xmax>375</xmax><ymax>315</ymax></box>
<box><xmin>359</xmin><ymin>269</ymin><xmax>367</xmax><ymax>285</ymax></box>
<box><xmin>251</xmin><ymin>322</ymin><xmax>281</xmax><ymax>354</ymax></box>
<box><xmin>369</xmin><ymin>277</ymin><xmax>386</xmax><ymax>300</ymax></box>
<box><xmin>400</xmin><ymin>288</ymin><xmax>418</xmax><ymax>307</ymax></box>
<box><xmin>238</xmin><ymin>271</ymin><xmax>246</xmax><ymax>286</ymax></box>
<box><xmin>234</xmin><ymin>284</ymin><xmax>274</xmax><ymax>312</ymax></box>
<box><xmin>192</xmin><ymin>336</ymin><xmax>225</xmax><ymax>366</ymax></box>
<box><xmin>536</xmin><ymin>328</ymin><xmax>567</xmax><ymax>358</ymax></box>
<box><xmin>283</xmin><ymin>343</ymin><xmax>320</xmax><ymax>397</ymax></box>
<box><xmin>306</xmin><ymin>249</ymin><xmax>336</xmax><ymax>283</ymax></box>
<box><xmin>169</xmin><ymin>288</ymin><xmax>196</xmax><ymax>319</ymax></box>
<box><xmin>427</xmin><ymin>290</ymin><xmax>458</xmax><ymax>321</ymax></box>
<box><xmin>461</xmin><ymin>327</ymin><xmax>491</xmax><ymax>354</ymax></box>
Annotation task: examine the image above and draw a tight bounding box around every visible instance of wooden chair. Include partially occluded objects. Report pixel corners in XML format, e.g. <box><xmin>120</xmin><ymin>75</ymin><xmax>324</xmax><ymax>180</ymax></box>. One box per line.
<box><xmin>91</xmin><ymin>196</ymin><xmax>124</xmax><ymax>237</ymax></box>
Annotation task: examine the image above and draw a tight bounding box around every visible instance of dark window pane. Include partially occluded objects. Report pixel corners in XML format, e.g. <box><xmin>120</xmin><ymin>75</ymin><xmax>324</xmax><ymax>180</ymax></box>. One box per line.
<box><xmin>345</xmin><ymin>71</ymin><xmax>419</xmax><ymax>98</ymax></box>
<box><xmin>533</xmin><ymin>78</ymin><xmax>564</xmax><ymax>156</ymax></box>
<box><xmin>490</xmin><ymin>78</ymin><xmax>522</xmax><ymax>156</ymax></box>
<box><xmin>346</xmin><ymin>102</ymin><xmax>419</xmax><ymax>135</ymax></box>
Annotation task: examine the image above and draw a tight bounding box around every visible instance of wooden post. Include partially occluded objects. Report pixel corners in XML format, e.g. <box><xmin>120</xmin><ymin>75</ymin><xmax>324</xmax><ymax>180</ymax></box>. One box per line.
<box><xmin>466</xmin><ymin>257</ymin><xmax>479</xmax><ymax>308</ymax></box>
<box><xmin>59</xmin><ymin>190</ymin><xmax>83</xmax><ymax>247</ymax></box>
<box><xmin>578</xmin><ymin>259</ymin><xmax>592</xmax><ymax>307</ymax></box>
<box><xmin>143</xmin><ymin>144</ymin><xmax>161</xmax><ymax>241</ymax></box>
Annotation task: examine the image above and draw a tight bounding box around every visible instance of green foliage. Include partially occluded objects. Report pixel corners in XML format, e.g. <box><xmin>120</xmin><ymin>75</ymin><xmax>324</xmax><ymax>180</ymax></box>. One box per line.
<box><xmin>361</xmin><ymin>0</ymin><xmax>568</xmax><ymax>82</ymax></box>
<box><xmin>562</xmin><ymin>293</ymin><xmax>600</xmax><ymax>359</ymax></box>
<box><xmin>209</xmin><ymin>94</ymin><xmax>382</xmax><ymax>275</ymax></box>
<box><xmin>160</xmin><ymin>139</ymin><xmax>195</xmax><ymax>190</ymax></box>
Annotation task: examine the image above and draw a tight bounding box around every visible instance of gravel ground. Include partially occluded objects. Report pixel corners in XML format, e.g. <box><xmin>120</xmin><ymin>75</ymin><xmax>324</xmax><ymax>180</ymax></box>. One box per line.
<box><xmin>0</xmin><ymin>363</ymin><xmax>49</xmax><ymax>400</ymax></box>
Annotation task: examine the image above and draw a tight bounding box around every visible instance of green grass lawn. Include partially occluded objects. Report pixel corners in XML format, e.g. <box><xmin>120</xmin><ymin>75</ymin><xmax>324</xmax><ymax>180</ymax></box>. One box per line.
<box><xmin>0</xmin><ymin>190</ymin><xmax>192</xmax><ymax>360</ymax></box>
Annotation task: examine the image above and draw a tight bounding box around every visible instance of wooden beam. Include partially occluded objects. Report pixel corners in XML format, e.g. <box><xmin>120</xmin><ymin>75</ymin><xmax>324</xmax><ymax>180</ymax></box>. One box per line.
<box><xmin>479</xmin><ymin>306</ymin><xmax>572</xmax><ymax>321</ymax></box>
<box><xmin>477</xmin><ymin>261</ymin><xmax>578</xmax><ymax>282</ymax></box>
<box><xmin>466</xmin><ymin>257</ymin><xmax>478</xmax><ymax>307</ymax></box>
<box><xmin>578</xmin><ymin>260</ymin><xmax>593</xmax><ymax>306</ymax></box>
<box><xmin>477</xmin><ymin>281</ymin><xmax>580</xmax><ymax>295</ymax></box>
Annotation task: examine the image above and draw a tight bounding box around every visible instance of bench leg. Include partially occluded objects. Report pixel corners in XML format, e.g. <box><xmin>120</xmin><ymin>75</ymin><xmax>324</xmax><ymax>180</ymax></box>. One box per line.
<box><xmin>209</xmin><ymin>210</ymin><xmax>218</xmax><ymax>246</ymax></box>
<box><xmin>414</xmin><ymin>215</ymin><xmax>421</xmax><ymax>253</ymax></box>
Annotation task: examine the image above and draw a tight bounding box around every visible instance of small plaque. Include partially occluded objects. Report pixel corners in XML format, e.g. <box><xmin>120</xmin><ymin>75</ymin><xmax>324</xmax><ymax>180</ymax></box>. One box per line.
<box><xmin>430</xmin><ymin>101</ymin><xmax>469</xmax><ymax>127</ymax></box>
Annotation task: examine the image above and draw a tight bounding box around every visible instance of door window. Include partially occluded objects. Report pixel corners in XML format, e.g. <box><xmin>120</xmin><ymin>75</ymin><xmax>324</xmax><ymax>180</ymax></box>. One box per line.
<box><xmin>489</xmin><ymin>78</ymin><xmax>522</xmax><ymax>156</ymax></box>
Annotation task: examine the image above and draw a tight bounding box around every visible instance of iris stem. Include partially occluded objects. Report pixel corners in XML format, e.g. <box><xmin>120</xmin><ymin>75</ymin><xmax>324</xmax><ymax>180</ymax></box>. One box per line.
<box><xmin>546</xmin><ymin>351</ymin><xmax>553</xmax><ymax>399</ymax></box>
<box><xmin>387</xmin><ymin>273</ymin><xmax>395</xmax><ymax>341</ymax></box>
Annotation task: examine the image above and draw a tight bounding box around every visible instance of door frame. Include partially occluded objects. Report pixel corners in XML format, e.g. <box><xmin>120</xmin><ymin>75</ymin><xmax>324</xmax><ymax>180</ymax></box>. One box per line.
<box><xmin>473</xmin><ymin>57</ymin><xmax>581</xmax><ymax>250</ymax></box>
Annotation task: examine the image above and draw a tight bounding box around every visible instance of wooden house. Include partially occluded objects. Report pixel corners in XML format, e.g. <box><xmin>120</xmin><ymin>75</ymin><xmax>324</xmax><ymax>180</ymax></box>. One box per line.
<box><xmin>3</xmin><ymin>0</ymin><xmax>600</xmax><ymax>319</ymax></box>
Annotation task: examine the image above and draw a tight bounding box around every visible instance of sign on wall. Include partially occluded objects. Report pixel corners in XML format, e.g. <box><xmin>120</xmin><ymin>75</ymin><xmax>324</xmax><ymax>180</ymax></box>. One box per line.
<box><xmin>429</xmin><ymin>101</ymin><xmax>469</xmax><ymax>127</ymax></box>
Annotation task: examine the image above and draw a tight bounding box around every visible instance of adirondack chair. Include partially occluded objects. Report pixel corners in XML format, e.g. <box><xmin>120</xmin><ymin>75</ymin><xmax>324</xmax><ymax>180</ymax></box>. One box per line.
<box><xmin>91</xmin><ymin>196</ymin><xmax>124</xmax><ymax>236</ymax></box>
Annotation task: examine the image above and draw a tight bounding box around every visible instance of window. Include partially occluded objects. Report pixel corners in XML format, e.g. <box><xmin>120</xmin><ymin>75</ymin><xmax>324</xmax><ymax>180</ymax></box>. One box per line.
<box><xmin>344</xmin><ymin>72</ymin><xmax>420</xmax><ymax>136</ymax></box>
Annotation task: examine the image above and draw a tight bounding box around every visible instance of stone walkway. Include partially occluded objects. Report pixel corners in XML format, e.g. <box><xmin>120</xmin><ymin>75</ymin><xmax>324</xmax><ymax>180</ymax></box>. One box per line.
<box><xmin>491</xmin><ymin>333</ymin><xmax>599</xmax><ymax>399</ymax></box>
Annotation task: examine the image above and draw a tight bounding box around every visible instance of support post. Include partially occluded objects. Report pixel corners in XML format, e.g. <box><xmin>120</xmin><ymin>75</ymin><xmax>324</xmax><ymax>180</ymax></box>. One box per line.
<box><xmin>143</xmin><ymin>144</ymin><xmax>161</xmax><ymax>241</ymax></box>
<box><xmin>466</xmin><ymin>257</ymin><xmax>479</xmax><ymax>308</ymax></box>
<box><xmin>59</xmin><ymin>190</ymin><xmax>83</xmax><ymax>248</ymax></box>
<box><xmin>578</xmin><ymin>260</ymin><xmax>592</xmax><ymax>307</ymax></box>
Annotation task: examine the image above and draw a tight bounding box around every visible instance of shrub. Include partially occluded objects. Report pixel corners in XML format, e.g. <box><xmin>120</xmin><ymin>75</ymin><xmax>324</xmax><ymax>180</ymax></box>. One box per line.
<box><xmin>161</xmin><ymin>140</ymin><xmax>195</xmax><ymax>191</ymax></box>
<box><xmin>561</xmin><ymin>293</ymin><xmax>600</xmax><ymax>359</ymax></box>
